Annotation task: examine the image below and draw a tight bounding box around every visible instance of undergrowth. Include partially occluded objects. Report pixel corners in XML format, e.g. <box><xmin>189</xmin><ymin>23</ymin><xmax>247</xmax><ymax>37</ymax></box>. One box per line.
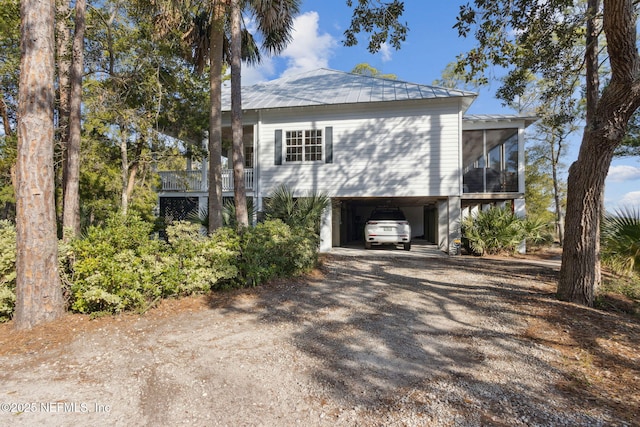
<box><xmin>1</xmin><ymin>210</ymin><xmax>322</xmax><ymax>321</ymax></box>
<box><xmin>597</xmin><ymin>274</ymin><xmax>640</xmax><ymax>316</ymax></box>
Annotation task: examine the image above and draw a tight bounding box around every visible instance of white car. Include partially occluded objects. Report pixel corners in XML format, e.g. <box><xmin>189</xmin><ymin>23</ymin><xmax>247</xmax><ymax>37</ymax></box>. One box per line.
<box><xmin>364</xmin><ymin>208</ymin><xmax>411</xmax><ymax>251</ymax></box>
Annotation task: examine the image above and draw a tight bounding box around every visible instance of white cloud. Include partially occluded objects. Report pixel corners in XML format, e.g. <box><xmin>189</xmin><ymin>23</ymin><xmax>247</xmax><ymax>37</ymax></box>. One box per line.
<box><xmin>607</xmin><ymin>165</ymin><xmax>640</xmax><ymax>182</ymax></box>
<box><xmin>619</xmin><ymin>191</ymin><xmax>640</xmax><ymax>207</ymax></box>
<box><xmin>239</xmin><ymin>15</ymin><xmax>275</xmax><ymax>85</ymax></box>
<box><xmin>279</xmin><ymin>11</ymin><xmax>337</xmax><ymax>77</ymax></box>
<box><xmin>243</xmin><ymin>56</ymin><xmax>275</xmax><ymax>86</ymax></box>
<box><xmin>379</xmin><ymin>42</ymin><xmax>392</xmax><ymax>62</ymax></box>
<box><xmin>239</xmin><ymin>11</ymin><xmax>336</xmax><ymax>84</ymax></box>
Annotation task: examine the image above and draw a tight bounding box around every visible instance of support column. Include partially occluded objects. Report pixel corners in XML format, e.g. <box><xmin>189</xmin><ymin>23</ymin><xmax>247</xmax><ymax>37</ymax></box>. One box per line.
<box><xmin>332</xmin><ymin>202</ymin><xmax>341</xmax><ymax>247</ymax></box>
<box><xmin>437</xmin><ymin>199</ymin><xmax>448</xmax><ymax>252</ymax></box>
<box><xmin>437</xmin><ymin>197</ymin><xmax>462</xmax><ymax>254</ymax></box>
<box><xmin>201</xmin><ymin>156</ymin><xmax>208</xmax><ymax>191</ymax></box>
<box><xmin>518</xmin><ymin>128</ymin><xmax>526</xmax><ymax>194</ymax></box>
<box><xmin>198</xmin><ymin>195</ymin><xmax>208</xmax><ymax>235</ymax></box>
<box><xmin>514</xmin><ymin>197</ymin><xmax>526</xmax><ymax>254</ymax></box>
<box><xmin>513</xmin><ymin>197</ymin><xmax>526</xmax><ymax>218</ymax></box>
<box><xmin>319</xmin><ymin>203</ymin><xmax>332</xmax><ymax>253</ymax></box>
<box><xmin>198</xmin><ymin>196</ymin><xmax>208</xmax><ymax>214</ymax></box>
<box><xmin>448</xmin><ymin>196</ymin><xmax>462</xmax><ymax>255</ymax></box>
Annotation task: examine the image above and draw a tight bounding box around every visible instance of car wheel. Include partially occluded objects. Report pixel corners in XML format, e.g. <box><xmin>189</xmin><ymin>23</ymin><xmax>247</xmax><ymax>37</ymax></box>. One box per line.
<box><xmin>365</xmin><ymin>241</ymin><xmax>372</xmax><ymax>249</ymax></box>
<box><xmin>404</xmin><ymin>242</ymin><xmax>411</xmax><ymax>251</ymax></box>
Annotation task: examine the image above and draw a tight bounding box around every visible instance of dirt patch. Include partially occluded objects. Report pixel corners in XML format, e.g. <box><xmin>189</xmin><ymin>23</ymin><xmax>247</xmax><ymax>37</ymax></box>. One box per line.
<box><xmin>0</xmin><ymin>253</ymin><xmax>638</xmax><ymax>426</ymax></box>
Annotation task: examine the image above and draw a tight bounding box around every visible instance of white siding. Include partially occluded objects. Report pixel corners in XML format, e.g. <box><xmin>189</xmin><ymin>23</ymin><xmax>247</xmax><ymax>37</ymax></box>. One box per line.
<box><xmin>254</xmin><ymin>99</ymin><xmax>462</xmax><ymax>199</ymax></box>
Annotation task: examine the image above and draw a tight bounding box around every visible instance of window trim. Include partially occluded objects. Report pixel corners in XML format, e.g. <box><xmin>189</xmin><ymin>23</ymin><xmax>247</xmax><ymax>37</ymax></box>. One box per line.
<box><xmin>284</xmin><ymin>128</ymin><xmax>324</xmax><ymax>163</ymax></box>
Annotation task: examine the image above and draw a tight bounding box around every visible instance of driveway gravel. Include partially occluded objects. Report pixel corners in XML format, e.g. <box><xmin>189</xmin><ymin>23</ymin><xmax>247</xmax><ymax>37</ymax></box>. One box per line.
<box><xmin>0</xmin><ymin>247</ymin><xmax>626</xmax><ymax>426</ymax></box>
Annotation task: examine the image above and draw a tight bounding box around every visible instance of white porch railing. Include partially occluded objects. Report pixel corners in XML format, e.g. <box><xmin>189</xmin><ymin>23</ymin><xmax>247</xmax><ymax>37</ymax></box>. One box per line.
<box><xmin>158</xmin><ymin>169</ymin><xmax>254</xmax><ymax>192</ymax></box>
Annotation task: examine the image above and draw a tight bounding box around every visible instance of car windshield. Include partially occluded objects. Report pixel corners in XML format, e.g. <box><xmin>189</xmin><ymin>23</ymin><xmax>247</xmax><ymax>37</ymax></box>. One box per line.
<box><xmin>369</xmin><ymin>210</ymin><xmax>406</xmax><ymax>221</ymax></box>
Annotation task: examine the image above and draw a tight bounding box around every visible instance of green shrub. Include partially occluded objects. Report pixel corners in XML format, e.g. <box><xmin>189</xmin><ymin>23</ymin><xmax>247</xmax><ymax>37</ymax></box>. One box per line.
<box><xmin>264</xmin><ymin>184</ymin><xmax>329</xmax><ymax>235</ymax></box>
<box><xmin>239</xmin><ymin>219</ymin><xmax>317</xmax><ymax>286</ymax></box>
<box><xmin>2</xmin><ymin>210</ymin><xmax>323</xmax><ymax>319</ymax></box>
<box><xmin>462</xmin><ymin>206</ymin><xmax>553</xmax><ymax>256</ymax></box>
<box><xmin>67</xmin><ymin>215</ymin><xmax>242</xmax><ymax>315</ymax></box>
<box><xmin>222</xmin><ymin>198</ymin><xmax>256</xmax><ymax>229</ymax></box>
<box><xmin>600</xmin><ymin>274</ymin><xmax>640</xmax><ymax>305</ymax></box>
<box><xmin>601</xmin><ymin>207</ymin><xmax>640</xmax><ymax>276</ymax></box>
<box><xmin>462</xmin><ymin>206</ymin><xmax>527</xmax><ymax>255</ymax></box>
<box><xmin>68</xmin><ymin>214</ymin><xmax>167</xmax><ymax>314</ymax></box>
<box><xmin>522</xmin><ymin>216</ymin><xmax>554</xmax><ymax>247</ymax></box>
<box><xmin>0</xmin><ymin>220</ymin><xmax>16</xmax><ymax>322</ymax></box>
<box><xmin>165</xmin><ymin>221</ymin><xmax>240</xmax><ymax>292</ymax></box>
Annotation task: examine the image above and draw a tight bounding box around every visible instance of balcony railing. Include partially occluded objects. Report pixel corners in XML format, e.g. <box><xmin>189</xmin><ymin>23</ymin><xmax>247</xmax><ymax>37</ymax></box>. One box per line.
<box><xmin>462</xmin><ymin>168</ymin><xmax>518</xmax><ymax>194</ymax></box>
<box><xmin>158</xmin><ymin>169</ymin><xmax>254</xmax><ymax>192</ymax></box>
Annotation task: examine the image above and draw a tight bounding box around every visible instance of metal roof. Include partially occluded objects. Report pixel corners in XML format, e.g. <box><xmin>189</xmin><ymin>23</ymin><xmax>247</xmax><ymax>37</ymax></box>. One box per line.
<box><xmin>464</xmin><ymin>114</ymin><xmax>538</xmax><ymax>127</ymax></box>
<box><xmin>221</xmin><ymin>68</ymin><xmax>477</xmax><ymax>111</ymax></box>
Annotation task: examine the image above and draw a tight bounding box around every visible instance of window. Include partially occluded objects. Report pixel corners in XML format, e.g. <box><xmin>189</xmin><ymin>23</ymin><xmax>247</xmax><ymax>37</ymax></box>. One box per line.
<box><xmin>285</xmin><ymin>129</ymin><xmax>322</xmax><ymax>162</ymax></box>
<box><xmin>462</xmin><ymin>128</ymin><xmax>519</xmax><ymax>193</ymax></box>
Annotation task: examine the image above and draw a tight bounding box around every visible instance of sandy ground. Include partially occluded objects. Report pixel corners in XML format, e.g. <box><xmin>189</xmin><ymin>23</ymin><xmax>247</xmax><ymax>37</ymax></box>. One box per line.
<box><xmin>0</xmin><ymin>246</ymin><xmax>638</xmax><ymax>426</ymax></box>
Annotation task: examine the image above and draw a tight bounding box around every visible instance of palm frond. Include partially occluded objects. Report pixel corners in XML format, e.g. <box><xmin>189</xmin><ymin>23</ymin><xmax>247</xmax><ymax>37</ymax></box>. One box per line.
<box><xmin>602</xmin><ymin>207</ymin><xmax>640</xmax><ymax>275</ymax></box>
<box><xmin>223</xmin><ymin>198</ymin><xmax>256</xmax><ymax>228</ymax></box>
<box><xmin>264</xmin><ymin>184</ymin><xmax>329</xmax><ymax>235</ymax></box>
<box><xmin>462</xmin><ymin>206</ymin><xmax>527</xmax><ymax>255</ymax></box>
<box><xmin>249</xmin><ymin>0</ymin><xmax>301</xmax><ymax>54</ymax></box>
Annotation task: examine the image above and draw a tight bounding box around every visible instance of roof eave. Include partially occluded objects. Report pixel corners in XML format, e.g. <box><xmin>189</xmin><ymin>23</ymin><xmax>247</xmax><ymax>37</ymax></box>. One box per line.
<box><xmin>463</xmin><ymin>114</ymin><xmax>539</xmax><ymax>128</ymax></box>
<box><xmin>460</xmin><ymin>94</ymin><xmax>478</xmax><ymax>113</ymax></box>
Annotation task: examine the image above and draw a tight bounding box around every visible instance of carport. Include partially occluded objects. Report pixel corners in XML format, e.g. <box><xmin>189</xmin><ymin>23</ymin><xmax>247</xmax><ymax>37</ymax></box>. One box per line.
<box><xmin>329</xmin><ymin>197</ymin><xmax>441</xmax><ymax>248</ymax></box>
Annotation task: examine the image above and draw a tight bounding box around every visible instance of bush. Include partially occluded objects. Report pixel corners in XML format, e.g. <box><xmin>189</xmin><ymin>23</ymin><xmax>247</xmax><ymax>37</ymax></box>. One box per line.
<box><xmin>522</xmin><ymin>216</ymin><xmax>554</xmax><ymax>247</ymax></box>
<box><xmin>67</xmin><ymin>214</ymin><xmax>169</xmax><ymax>314</ymax></box>
<box><xmin>264</xmin><ymin>184</ymin><xmax>329</xmax><ymax>235</ymax></box>
<box><xmin>239</xmin><ymin>219</ymin><xmax>317</xmax><ymax>286</ymax></box>
<box><xmin>601</xmin><ymin>207</ymin><xmax>640</xmax><ymax>276</ymax></box>
<box><xmin>462</xmin><ymin>207</ymin><xmax>526</xmax><ymax>255</ymax></box>
<box><xmin>67</xmin><ymin>215</ymin><xmax>239</xmax><ymax>315</ymax></box>
<box><xmin>600</xmin><ymin>274</ymin><xmax>640</xmax><ymax>308</ymax></box>
<box><xmin>165</xmin><ymin>221</ymin><xmax>240</xmax><ymax>292</ymax></box>
<box><xmin>2</xmin><ymin>209</ymin><xmax>323</xmax><ymax>320</ymax></box>
<box><xmin>462</xmin><ymin>206</ymin><xmax>553</xmax><ymax>255</ymax></box>
<box><xmin>0</xmin><ymin>220</ymin><xmax>16</xmax><ymax>322</ymax></box>
<box><xmin>236</xmin><ymin>185</ymin><xmax>326</xmax><ymax>286</ymax></box>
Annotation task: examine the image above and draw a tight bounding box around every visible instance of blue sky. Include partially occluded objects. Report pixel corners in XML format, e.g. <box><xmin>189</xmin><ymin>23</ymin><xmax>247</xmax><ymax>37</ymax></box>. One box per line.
<box><xmin>243</xmin><ymin>1</ymin><xmax>640</xmax><ymax>211</ymax></box>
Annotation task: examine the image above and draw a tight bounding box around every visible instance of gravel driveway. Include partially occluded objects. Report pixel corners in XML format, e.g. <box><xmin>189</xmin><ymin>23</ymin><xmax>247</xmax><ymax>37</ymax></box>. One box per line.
<box><xmin>0</xmin><ymin>247</ymin><xmax>615</xmax><ymax>426</ymax></box>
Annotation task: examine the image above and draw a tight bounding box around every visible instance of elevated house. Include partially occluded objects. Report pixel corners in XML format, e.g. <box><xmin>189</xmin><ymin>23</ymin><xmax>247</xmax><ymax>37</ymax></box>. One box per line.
<box><xmin>158</xmin><ymin>68</ymin><xmax>536</xmax><ymax>253</ymax></box>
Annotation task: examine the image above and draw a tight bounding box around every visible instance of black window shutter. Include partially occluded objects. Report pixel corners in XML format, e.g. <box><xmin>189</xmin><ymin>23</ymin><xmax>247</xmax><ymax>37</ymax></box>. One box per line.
<box><xmin>325</xmin><ymin>126</ymin><xmax>333</xmax><ymax>164</ymax></box>
<box><xmin>274</xmin><ymin>129</ymin><xmax>282</xmax><ymax>165</ymax></box>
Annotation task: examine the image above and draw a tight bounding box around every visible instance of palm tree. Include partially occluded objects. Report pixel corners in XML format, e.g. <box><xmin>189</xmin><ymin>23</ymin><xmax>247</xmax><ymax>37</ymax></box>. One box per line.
<box><xmin>208</xmin><ymin>1</ymin><xmax>226</xmax><ymax>232</ymax></box>
<box><xmin>230</xmin><ymin>0</ymin><xmax>247</xmax><ymax>227</ymax></box>
<box><xmin>150</xmin><ymin>0</ymin><xmax>300</xmax><ymax>232</ymax></box>
<box><xmin>264</xmin><ymin>184</ymin><xmax>330</xmax><ymax>237</ymax></box>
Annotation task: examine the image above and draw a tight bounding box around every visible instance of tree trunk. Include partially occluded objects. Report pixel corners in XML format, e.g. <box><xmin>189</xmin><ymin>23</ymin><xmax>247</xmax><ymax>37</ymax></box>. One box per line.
<box><xmin>120</xmin><ymin>126</ymin><xmax>129</xmax><ymax>216</ymax></box>
<box><xmin>558</xmin><ymin>133</ymin><xmax>611</xmax><ymax>305</ymax></box>
<box><xmin>230</xmin><ymin>0</ymin><xmax>248</xmax><ymax>228</ymax></box>
<box><xmin>14</xmin><ymin>0</ymin><xmax>65</xmax><ymax>329</ymax></box>
<box><xmin>55</xmin><ymin>0</ymin><xmax>71</xmax><ymax>144</ymax></box>
<box><xmin>62</xmin><ymin>0</ymin><xmax>85</xmax><ymax>240</ymax></box>
<box><xmin>0</xmin><ymin>93</ymin><xmax>12</xmax><ymax>136</ymax></box>
<box><xmin>558</xmin><ymin>0</ymin><xmax>640</xmax><ymax>306</ymax></box>
<box><xmin>125</xmin><ymin>136</ymin><xmax>144</xmax><ymax>207</ymax></box>
<box><xmin>207</xmin><ymin>0</ymin><xmax>225</xmax><ymax>233</ymax></box>
<box><xmin>551</xmin><ymin>147</ymin><xmax>564</xmax><ymax>246</ymax></box>
<box><xmin>56</xmin><ymin>0</ymin><xmax>71</xmax><ymax>227</ymax></box>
